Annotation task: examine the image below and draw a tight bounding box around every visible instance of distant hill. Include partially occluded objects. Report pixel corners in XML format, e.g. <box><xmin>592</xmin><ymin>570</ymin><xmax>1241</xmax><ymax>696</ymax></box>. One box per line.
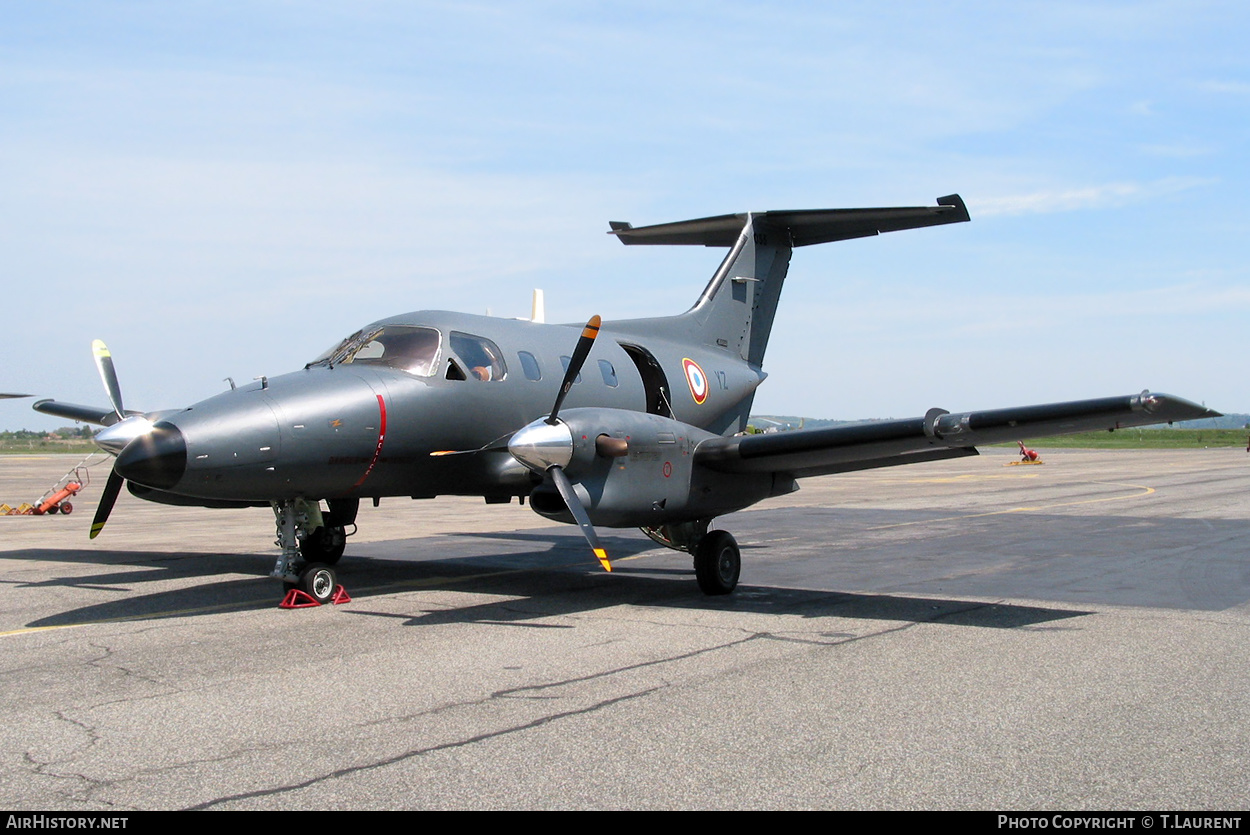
<box><xmin>1169</xmin><ymin>413</ymin><xmax>1249</xmax><ymax>430</ymax></box>
<box><xmin>750</xmin><ymin>413</ymin><xmax>1250</xmax><ymax>431</ymax></box>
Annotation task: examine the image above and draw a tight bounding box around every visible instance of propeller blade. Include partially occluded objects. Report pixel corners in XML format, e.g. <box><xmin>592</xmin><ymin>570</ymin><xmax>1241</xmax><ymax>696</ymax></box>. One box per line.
<box><xmin>90</xmin><ymin>469</ymin><xmax>125</xmax><ymax>539</ymax></box>
<box><xmin>0</xmin><ymin>393</ymin><xmax>33</xmax><ymax>399</ymax></box>
<box><xmin>547</xmin><ymin>315</ymin><xmax>600</xmax><ymax>425</ymax></box>
<box><xmin>92</xmin><ymin>340</ymin><xmax>125</xmax><ymax>420</ymax></box>
<box><xmin>549</xmin><ymin>465</ymin><xmax>611</xmax><ymax>572</ymax></box>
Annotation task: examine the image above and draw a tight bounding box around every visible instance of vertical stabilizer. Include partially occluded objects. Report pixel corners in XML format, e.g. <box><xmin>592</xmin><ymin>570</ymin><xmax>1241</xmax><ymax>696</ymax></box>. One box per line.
<box><xmin>679</xmin><ymin>213</ymin><xmax>793</xmax><ymax>367</ymax></box>
<box><xmin>606</xmin><ymin>196</ymin><xmax>970</xmax><ymax>432</ymax></box>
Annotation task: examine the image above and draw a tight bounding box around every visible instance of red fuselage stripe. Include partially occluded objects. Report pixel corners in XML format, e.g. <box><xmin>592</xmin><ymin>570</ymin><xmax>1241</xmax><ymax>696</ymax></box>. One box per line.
<box><xmin>353</xmin><ymin>394</ymin><xmax>387</xmax><ymax>490</ymax></box>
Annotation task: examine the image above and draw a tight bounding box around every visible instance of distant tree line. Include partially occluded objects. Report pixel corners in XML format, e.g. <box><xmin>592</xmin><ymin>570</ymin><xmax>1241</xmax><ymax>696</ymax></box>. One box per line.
<box><xmin>1</xmin><ymin>427</ymin><xmax>96</xmax><ymax>440</ymax></box>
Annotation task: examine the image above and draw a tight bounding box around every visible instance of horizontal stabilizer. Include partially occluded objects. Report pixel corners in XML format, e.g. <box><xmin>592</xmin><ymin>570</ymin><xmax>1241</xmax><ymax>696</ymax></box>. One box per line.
<box><xmin>695</xmin><ymin>391</ymin><xmax>1219</xmax><ymax>479</ymax></box>
<box><xmin>609</xmin><ymin>194</ymin><xmax>969</xmax><ymax>247</ymax></box>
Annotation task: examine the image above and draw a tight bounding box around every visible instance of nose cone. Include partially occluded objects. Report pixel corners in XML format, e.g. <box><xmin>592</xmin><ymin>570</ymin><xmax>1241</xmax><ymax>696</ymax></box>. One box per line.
<box><xmin>116</xmin><ymin>422</ymin><xmax>187</xmax><ymax>489</ymax></box>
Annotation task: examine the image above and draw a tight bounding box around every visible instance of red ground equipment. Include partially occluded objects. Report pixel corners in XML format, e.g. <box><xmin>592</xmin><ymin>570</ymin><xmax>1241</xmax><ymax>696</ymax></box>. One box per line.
<box><xmin>1</xmin><ymin>454</ymin><xmax>101</xmax><ymax>516</ymax></box>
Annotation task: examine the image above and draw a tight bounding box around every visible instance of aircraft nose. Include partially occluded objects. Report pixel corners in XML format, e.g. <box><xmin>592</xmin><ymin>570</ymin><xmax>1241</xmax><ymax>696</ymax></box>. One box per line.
<box><xmin>116</xmin><ymin>422</ymin><xmax>187</xmax><ymax>490</ymax></box>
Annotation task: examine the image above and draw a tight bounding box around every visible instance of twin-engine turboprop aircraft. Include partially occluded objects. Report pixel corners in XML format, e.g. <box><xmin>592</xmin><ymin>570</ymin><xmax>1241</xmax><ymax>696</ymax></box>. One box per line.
<box><xmin>29</xmin><ymin>194</ymin><xmax>1218</xmax><ymax>603</ymax></box>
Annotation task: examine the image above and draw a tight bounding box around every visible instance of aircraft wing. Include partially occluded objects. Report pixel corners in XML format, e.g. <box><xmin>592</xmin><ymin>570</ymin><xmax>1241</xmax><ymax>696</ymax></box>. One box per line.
<box><xmin>694</xmin><ymin>392</ymin><xmax>1220</xmax><ymax>479</ymax></box>
<box><xmin>609</xmin><ymin>194</ymin><xmax>970</xmax><ymax>247</ymax></box>
<box><xmin>32</xmin><ymin>399</ymin><xmax>132</xmax><ymax>426</ymax></box>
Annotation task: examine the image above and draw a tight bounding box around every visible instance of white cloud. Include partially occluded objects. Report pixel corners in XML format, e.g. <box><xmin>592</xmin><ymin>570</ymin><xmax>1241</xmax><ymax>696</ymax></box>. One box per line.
<box><xmin>972</xmin><ymin>177</ymin><xmax>1215</xmax><ymax>217</ymax></box>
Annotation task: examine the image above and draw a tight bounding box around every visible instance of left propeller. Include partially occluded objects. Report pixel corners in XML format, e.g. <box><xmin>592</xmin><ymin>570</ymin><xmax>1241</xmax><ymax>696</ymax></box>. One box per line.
<box><xmin>32</xmin><ymin>340</ymin><xmax>162</xmax><ymax>539</ymax></box>
<box><xmin>89</xmin><ymin>340</ymin><xmax>141</xmax><ymax>539</ymax></box>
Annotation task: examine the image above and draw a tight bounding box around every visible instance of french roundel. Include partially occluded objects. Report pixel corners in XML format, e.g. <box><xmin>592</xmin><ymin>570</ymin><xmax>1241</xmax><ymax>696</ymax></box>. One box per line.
<box><xmin>682</xmin><ymin>358</ymin><xmax>708</xmax><ymax>405</ymax></box>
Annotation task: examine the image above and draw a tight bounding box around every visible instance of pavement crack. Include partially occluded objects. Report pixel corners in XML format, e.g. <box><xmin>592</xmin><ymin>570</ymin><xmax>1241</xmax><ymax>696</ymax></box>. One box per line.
<box><xmin>182</xmin><ymin>684</ymin><xmax>665</xmax><ymax>810</ymax></box>
<box><xmin>183</xmin><ymin>634</ymin><xmax>767</xmax><ymax>809</ymax></box>
<box><xmin>492</xmin><ymin>633</ymin><xmax>761</xmax><ymax>699</ymax></box>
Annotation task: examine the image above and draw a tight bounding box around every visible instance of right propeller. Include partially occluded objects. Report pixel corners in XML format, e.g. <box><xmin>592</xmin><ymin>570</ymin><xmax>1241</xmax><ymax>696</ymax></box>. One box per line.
<box><xmin>507</xmin><ymin>316</ymin><xmax>613</xmax><ymax>572</ymax></box>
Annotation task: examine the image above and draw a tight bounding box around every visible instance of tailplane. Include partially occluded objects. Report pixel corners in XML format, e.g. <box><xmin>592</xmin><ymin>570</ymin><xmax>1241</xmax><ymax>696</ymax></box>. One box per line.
<box><xmin>608</xmin><ymin>194</ymin><xmax>969</xmax><ymax>368</ymax></box>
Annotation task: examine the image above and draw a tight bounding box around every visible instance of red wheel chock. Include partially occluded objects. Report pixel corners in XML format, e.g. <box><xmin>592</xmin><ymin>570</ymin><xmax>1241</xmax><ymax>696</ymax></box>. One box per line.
<box><xmin>279</xmin><ymin>585</ymin><xmax>352</xmax><ymax>609</ymax></box>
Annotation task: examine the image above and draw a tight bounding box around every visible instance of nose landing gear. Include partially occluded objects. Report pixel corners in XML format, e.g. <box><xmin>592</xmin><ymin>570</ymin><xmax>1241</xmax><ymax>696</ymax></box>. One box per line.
<box><xmin>272</xmin><ymin>499</ymin><xmax>352</xmax><ymax>608</ymax></box>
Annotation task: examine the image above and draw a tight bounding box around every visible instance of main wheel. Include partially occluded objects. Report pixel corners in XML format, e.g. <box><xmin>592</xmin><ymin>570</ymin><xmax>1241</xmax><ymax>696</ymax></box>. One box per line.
<box><xmin>298</xmin><ymin>563</ymin><xmax>338</xmax><ymax>605</ymax></box>
<box><xmin>694</xmin><ymin>530</ymin><xmax>740</xmax><ymax>596</ymax></box>
<box><xmin>299</xmin><ymin>525</ymin><xmax>346</xmax><ymax>565</ymax></box>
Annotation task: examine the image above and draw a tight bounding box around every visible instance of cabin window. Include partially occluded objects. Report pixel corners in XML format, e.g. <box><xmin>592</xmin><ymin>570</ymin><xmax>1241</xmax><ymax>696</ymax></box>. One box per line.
<box><xmin>450</xmin><ymin>332</ymin><xmax>507</xmax><ymax>381</ymax></box>
<box><xmin>518</xmin><ymin>351</ymin><xmax>542</xmax><ymax>381</ymax></box>
<box><xmin>598</xmin><ymin>360</ymin><xmax>618</xmax><ymax>388</ymax></box>
<box><xmin>315</xmin><ymin>326</ymin><xmax>441</xmax><ymax>377</ymax></box>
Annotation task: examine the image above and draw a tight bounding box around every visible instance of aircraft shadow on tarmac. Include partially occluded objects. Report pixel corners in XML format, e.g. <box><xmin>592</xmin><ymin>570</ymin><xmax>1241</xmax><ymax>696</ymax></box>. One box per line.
<box><xmin>11</xmin><ymin>527</ymin><xmax>1088</xmax><ymax>632</ymax></box>
<box><xmin>10</xmin><ymin>496</ymin><xmax>1248</xmax><ymax>630</ymax></box>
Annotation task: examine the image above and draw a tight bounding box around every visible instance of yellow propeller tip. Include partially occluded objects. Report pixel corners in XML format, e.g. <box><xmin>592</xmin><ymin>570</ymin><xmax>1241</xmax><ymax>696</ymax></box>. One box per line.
<box><xmin>594</xmin><ymin>548</ymin><xmax>612</xmax><ymax>572</ymax></box>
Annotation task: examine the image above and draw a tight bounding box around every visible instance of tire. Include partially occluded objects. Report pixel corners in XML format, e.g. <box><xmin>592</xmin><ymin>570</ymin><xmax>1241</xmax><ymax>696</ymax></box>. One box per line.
<box><xmin>298</xmin><ymin>563</ymin><xmax>337</xmax><ymax>605</ymax></box>
<box><xmin>60</xmin><ymin>502</ymin><xmax>73</xmax><ymax>515</ymax></box>
<box><xmin>693</xmin><ymin>530</ymin><xmax>740</xmax><ymax>596</ymax></box>
<box><xmin>299</xmin><ymin>526</ymin><xmax>346</xmax><ymax>565</ymax></box>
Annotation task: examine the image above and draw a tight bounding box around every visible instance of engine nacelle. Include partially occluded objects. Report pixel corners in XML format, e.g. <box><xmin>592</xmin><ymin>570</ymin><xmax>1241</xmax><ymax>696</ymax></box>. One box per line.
<box><xmin>514</xmin><ymin>408</ymin><xmax>787</xmax><ymax>528</ymax></box>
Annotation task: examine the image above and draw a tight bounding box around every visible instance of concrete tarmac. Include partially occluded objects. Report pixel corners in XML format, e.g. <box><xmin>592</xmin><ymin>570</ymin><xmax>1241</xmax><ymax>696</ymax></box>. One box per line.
<box><xmin>1</xmin><ymin>448</ymin><xmax>1247</xmax><ymax>810</ymax></box>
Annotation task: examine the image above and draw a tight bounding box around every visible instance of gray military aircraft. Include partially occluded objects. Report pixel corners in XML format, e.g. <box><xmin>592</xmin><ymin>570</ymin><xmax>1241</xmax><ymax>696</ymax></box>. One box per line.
<box><xmin>31</xmin><ymin>194</ymin><xmax>1218</xmax><ymax>604</ymax></box>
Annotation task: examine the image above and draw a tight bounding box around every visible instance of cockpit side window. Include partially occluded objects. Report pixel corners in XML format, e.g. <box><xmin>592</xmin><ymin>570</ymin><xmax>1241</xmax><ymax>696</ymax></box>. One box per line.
<box><xmin>450</xmin><ymin>332</ymin><xmax>507</xmax><ymax>382</ymax></box>
<box><xmin>317</xmin><ymin>326</ymin><xmax>442</xmax><ymax>377</ymax></box>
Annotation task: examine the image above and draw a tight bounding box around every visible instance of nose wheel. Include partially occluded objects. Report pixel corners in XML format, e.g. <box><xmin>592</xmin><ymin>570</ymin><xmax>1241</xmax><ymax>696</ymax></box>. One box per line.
<box><xmin>281</xmin><ymin>562</ymin><xmax>348</xmax><ymax>608</ymax></box>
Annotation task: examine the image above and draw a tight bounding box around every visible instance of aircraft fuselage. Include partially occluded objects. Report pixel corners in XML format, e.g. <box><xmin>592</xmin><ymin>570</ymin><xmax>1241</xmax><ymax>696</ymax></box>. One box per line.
<box><xmin>116</xmin><ymin>310</ymin><xmax>767</xmax><ymax>506</ymax></box>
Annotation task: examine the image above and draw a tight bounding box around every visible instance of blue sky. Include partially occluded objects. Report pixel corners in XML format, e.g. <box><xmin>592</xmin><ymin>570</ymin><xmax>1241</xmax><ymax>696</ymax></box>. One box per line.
<box><xmin>2</xmin><ymin>1</ymin><xmax>1246</xmax><ymax>430</ymax></box>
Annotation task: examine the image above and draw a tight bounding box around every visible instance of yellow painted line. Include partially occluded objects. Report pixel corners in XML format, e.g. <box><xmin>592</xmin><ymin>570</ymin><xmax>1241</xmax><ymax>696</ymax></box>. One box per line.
<box><xmin>885</xmin><ymin>473</ymin><xmax>1043</xmax><ymax>484</ymax></box>
<box><xmin>867</xmin><ymin>480</ymin><xmax>1156</xmax><ymax>531</ymax></box>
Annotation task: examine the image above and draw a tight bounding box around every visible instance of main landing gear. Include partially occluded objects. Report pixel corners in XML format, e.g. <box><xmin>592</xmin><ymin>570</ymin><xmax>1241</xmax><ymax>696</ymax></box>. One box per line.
<box><xmin>272</xmin><ymin>499</ymin><xmax>352</xmax><ymax>608</ymax></box>
<box><xmin>693</xmin><ymin>530</ymin><xmax>741</xmax><ymax>596</ymax></box>
<box><xmin>641</xmin><ymin>519</ymin><xmax>742</xmax><ymax>596</ymax></box>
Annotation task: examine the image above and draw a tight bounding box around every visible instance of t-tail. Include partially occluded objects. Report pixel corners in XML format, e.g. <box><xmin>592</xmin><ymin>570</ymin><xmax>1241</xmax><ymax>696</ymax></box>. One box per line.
<box><xmin>608</xmin><ymin>194</ymin><xmax>970</xmax><ymax>369</ymax></box>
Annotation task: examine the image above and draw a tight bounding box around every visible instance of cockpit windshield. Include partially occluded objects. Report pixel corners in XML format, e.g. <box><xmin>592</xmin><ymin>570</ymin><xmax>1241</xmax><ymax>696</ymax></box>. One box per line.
<box><xmin>308</xmin><ymin>326</ymin><xmax>441</xmax><ymax>377</ymax></box>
